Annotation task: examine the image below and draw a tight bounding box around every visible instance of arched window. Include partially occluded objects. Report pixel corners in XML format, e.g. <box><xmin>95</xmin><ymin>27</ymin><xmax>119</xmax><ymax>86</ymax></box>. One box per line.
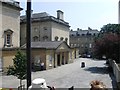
<box><xmin>43</xmin><ymin>36</ymin><xmax>48</xmax><ymax>41</ymax></box>
<box><xmin>4</xmin><ymin>29</ymin><xmax>13</xmax><ymax>47</ymax></box>
<box><xmin>33</xmin><ymin>36</ymin><xmax>39</xmax><ymax>42</ymax></box>
<box><xmin>60</xmin><ymin>37</ymin><xmax>64</xmax><ymax>41</ymax></box>
<box><xmin>55</xmin><ymin>36</ymin><xmax>59</xmax><ymax>41</ymax></box>
<box><xmin>65</xmin><ymin>38</ymin><xmax>68</xmax><ymax>43</ymax></box>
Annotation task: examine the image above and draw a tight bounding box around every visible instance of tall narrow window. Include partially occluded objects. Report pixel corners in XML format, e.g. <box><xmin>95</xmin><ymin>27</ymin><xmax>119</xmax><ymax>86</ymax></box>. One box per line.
<box><xmin>65</xmin><ymin>38</ymin><xmax>68</xmax><ymax>43</ymax></box>
<box><xmin>4</xmin><ymin>29</ymin><xmax>13</xmax><ymax>47</ymax></box>
<box><xmin>6</xmin><ymin>34</ymin><xmax>11</xmax><ymax>45</ymax></box>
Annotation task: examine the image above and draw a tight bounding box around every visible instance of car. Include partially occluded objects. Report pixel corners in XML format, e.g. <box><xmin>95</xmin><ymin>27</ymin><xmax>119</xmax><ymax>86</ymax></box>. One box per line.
<box><xmin>82</xmin><ymin>54</ymin><xmax>87</xmax><ymax>58</ymax></box>
<box><xmin>87</xmin><ymin>54</ymin><xmax>91</xmax><ymax>58</ymax></box>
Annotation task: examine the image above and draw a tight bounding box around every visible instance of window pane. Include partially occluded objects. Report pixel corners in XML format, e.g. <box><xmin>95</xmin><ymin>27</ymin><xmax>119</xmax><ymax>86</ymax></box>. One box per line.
<box><xmin>6</xmin><ymin>34</ymin><xmax>11</xmax><ymax>44</ymax></box>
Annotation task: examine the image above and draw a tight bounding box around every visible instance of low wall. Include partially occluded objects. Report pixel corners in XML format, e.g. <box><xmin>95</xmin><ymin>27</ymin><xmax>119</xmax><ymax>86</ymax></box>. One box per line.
<box><xmin>109</xmin><ymin>60</ymin><xmax>120</xmax><ymax>83</ymax></box>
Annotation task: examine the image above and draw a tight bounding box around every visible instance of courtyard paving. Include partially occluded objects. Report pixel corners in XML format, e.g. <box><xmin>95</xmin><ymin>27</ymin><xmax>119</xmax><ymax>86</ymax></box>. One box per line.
<box><xmin>0</xmin><ymin>58</ymin><xmax>118</xmax><ymax>89</ymax></box>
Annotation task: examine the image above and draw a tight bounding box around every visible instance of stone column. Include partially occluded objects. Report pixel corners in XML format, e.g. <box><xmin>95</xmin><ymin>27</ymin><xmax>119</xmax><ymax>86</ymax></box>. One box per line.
<box><xmin>64</xmin><ymin>52</ymin><xmax>66</xmax><ymax>64</ymax></box>
<box><xmin>54</xmin><ymin>53</ymin><xmax>57</xmax><ymax>68</ymax></box>
<box><xmin>60</xmin><ymin>52</ymin><xmax>62</xmax><ymax>66</ymax></box>
<box><xmin>66</xmin><ymin>51</ymin><xmax>69</xmax><ymax>64</ymax></box>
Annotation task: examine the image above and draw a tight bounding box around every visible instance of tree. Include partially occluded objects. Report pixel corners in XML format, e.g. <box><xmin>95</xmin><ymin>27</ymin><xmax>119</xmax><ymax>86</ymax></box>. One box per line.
<box><xmin>7</xmin><ymin>50</ymin><xmax>27</xmax><ymax>86</ymax></box>
<box><xmin>100</xmin><ymin>24</ymin><xmax>120</xmax><ymax>35</ymax></box>
<box><xmin>93</xmin><ymin>24</ymin><xmax>120</xmax><ymax>63</ymax></box>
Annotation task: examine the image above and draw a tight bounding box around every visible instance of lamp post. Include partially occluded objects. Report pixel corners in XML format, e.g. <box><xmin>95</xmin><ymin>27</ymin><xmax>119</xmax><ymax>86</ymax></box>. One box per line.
<box><xmin>26</xmin><ymin>0</ymin><xmax>32</xmax><ymax>89</ymax></box>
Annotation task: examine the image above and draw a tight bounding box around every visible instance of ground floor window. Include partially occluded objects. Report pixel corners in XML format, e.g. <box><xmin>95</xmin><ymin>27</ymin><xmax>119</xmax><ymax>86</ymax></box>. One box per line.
<box><xmin>49</xmin><ymin>55</ymin><xmax>52</xmax><ymax>67</ymax></box>
<box><xmin>34</xmin><ymin>56</ymin><xmax>41</xmax><ymax>66</ymax></box>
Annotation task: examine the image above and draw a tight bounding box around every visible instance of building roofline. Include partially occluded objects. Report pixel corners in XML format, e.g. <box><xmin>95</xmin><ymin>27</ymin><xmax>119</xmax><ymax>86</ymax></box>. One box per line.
<box><xmin>1</xmin><ymin>1</ymin><xmax>23</xmax><ymax>11</ymax></box>
<box><xmin>20</xmin><ymin>15</ymin><xmax>70</xmax><ymax>27</ymax></box>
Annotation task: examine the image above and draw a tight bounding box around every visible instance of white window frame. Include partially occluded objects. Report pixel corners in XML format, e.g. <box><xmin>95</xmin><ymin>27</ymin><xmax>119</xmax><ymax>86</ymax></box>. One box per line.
<box><xmin>4</xmin><ymin>29</ymin><xmax>13</xmax><ymax>47</ymax></box>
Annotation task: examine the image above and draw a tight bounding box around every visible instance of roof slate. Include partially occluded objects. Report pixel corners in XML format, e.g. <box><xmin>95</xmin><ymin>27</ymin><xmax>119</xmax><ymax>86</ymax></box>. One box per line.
<box><xmin>20</xmin><ymin>12</ymin><xmax>70</xmax><ymax>27</ymax></box>
<box><xmin>20</xmin><ymin>12</ymin><xmax>50</xmax><ymax>20</ymax></box>
<box><xmin>22</xmin><ymin>41</ymin><xmax>64</xmax><ymax>49</ymax></box>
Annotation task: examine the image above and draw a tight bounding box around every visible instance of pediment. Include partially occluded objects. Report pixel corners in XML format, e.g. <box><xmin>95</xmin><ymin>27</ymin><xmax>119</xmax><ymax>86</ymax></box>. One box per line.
<box><xmin>4</xmin><ymin>29</ymin><xmax>13</xmax><ymax>34</ymax></box>
<box><xmin>56</xmin><ymin>42</ymin><xmax>70</xmax><ymax>52</ymax></box>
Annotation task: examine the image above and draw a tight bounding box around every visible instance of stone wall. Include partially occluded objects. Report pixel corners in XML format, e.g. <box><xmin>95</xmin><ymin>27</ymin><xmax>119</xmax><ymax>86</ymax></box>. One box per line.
<box><xmin>108</xmin><ymin>59</ymin><xmax>120</xmax><ymax>88</ymax></box>
<box><xmin>1</xmin><ymin>4</ymin><xmax>20</xmax><ymax>48</ymax></box>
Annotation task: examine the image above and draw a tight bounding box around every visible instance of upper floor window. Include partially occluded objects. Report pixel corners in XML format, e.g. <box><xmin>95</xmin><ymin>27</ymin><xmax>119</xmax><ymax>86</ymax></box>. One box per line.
<box><xmin>76</xmin><ymin>32</ymin><xmax>80</xmax><ymax>36</ymax></box>
<box><xmin>82</xmin><ymin>34</ymin><xmax>85</xmax><ymax>36</ymax></box>
<box><xmin>34</xmin><ymin>28</ymin><xmax>38</xmax><ymax>32</ymax></box>
<box><xmin>71</xmin><ymin>44</ymin><xmax>73</xmax><ymax>47</ymax></box>
<box><xmin>6</xmin><ymin>34</ymin><xmax>11</xmax><ymax>45</ymax></box>
<box><xmin>43</xmin><ymin>36</ymin><xmax>48</xmax><ymax>41</ymax></box>
<box><xmin>93</xmin><ymin>33</ymin><xmax>96</xmax><ymax>36</ymax></box>
<box><xmin>4</xmin><ymin>29</ymin><xmax>13</xmax><ymax>47</ymax></box>
<box><xmin>65</xmin><ymin>38</ymin><xmax>68</xmax><ymax>43</ymax></box>
<box><xmin>81</xmin><ymin>44</ymin><xmax>84</xmax><ymax>48</ymax></box>
<box><xmin>43</xmin><ymin>27</ymin><xmax>47</xmax><ymax>30</ymax></box>
<box><xmin>60</xmin><ymin>37</ymin><xmax>64</xmax><ymax>41</ymax></box>
<box><xmin>33</xmin><ymin>36</ymin><xmax>39</xmax><ymax>42</ymax></box>
<box><xmin>55</xmin><ymin>36</ymin><xmax>59</xmax><ymax>41</ymax></box>
<box><xmin>89</xmin><ymin>43</ymin><xmax>92</xmax><ymax>48</ymax></box>
<box><xmin>87</xmin><ymin>33</ymin><xmax>91</xmax><ymax>36</ymax></box>
<box><xmin>71</xmin><ymin>34</ymin><xmax>74</xmax><ymax>36</ymax></box>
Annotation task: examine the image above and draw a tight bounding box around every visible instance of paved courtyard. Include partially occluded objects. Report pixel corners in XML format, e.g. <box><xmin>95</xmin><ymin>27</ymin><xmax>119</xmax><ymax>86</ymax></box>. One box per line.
<box><xmin>0</xmin><ymin>58</ymin><xmax>117</xmax><ymax>89</ymax></box>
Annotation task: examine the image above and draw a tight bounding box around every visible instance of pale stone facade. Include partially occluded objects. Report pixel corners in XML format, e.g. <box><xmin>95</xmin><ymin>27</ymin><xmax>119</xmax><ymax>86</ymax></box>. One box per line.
<box><xmin>20</xmin><ymin>10</ymin><xmax>70</xmax><ymax>46</ymax></box>
<box><xmin>70</xmin><ymin>27</ymin><xmax>99</xmax><ymax>57</ymax></box>
<box><xmin>22</xmin><ymin>41</ymin><xmax>71</xmax><ymax>70</ymax></box>
<box><xmin>0</xmin><ymin>1</ymin><xmax>22</xmax><ymax>71</ymax></box>
<box><xmin>0</xmin><ymin>1</ymin><xmax>22</xmax><ymax>48</ymax></box>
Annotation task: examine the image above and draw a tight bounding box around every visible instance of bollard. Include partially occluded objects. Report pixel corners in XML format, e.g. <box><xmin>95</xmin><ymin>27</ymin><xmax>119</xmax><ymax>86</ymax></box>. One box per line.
<box><xmin>81</xmin><ymin>62</ymin><xmax>85</xmax><ymax>68</ymax></box>
<box><xmin>28</xmin><ymin>78</ymin><xmax>48</xmax><ymax>90</ymax></box>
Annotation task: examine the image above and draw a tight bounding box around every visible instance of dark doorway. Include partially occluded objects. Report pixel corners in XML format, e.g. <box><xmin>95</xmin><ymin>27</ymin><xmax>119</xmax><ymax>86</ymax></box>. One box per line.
<box><xmin>62</xmin><ymin>53</ymin><xmax>64</xmax><ymax>65</ymax></box>
<box><xmin>57</xmin><ymin>54</ymin><xmax>60</xmax><ymax>66</ymax></box>
<box><xmin>75</xmin><ymin>50</ymin><xmax>76</xmax><ymax>58</ymax></box>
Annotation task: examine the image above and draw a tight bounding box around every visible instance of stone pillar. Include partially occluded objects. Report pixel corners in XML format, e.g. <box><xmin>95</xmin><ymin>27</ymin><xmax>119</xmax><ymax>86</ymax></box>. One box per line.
<box><xmin>61</xmin><ymin>52</ymin><xmax>64</xmax><ymax>65</ymax></box>
<box><xmin>67</xmin><ymin>51</ymin><xmax>69</xmax><ymax>64</ymax></box>
<box><xmin>54</xmin><ymin>53</ymin><xmax>57</xmax><ymax>68</ymax></box>
<box><xmin>63</xmin><ymin>52</ymin><xmax>66</xmax><ymax>65</ymax></box>
<box><xmin>60</xmin><ymin>52</ymin><xmax>62</xmax><ymax>66</ymax></box>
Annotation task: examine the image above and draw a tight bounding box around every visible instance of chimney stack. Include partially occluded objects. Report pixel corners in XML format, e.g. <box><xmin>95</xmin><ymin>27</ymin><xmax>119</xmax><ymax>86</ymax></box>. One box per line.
<box><xmin>57</xmin><ymin>10</ymin><xmax>64</xmax><ymax>20</ymax></box>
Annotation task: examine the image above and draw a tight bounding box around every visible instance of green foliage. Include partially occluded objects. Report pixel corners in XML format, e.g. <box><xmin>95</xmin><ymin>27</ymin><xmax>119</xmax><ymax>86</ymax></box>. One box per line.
<box><xmin>100</xmin><ymin>24</ymin><xmax>120</xmax><ymax>35</ymax></box>
<box><xmin>7</xmin><ymin>50</ymin><xmax>27</xmax><ymax>80</ymax></box>
<box><xmin>93</xmin><ymin>24</ymin><xmax>120</xmax><ymax>63</ymax></box>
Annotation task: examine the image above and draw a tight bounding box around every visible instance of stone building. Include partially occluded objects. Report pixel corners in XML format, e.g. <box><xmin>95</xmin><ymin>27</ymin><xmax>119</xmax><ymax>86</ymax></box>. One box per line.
<box><xmin>20</xmin><ymin>10</ymin><xmax>70</xmax><ymax>46</ymax></box>
<box><xmin>19</xmin><ymin>10</ymin><xmax>76</xmax><ymax>71</ymax></box>
<box><xmin>21</xmin><ymin>41</ymin><xmax>75</xmax><ymax>70</ymax></box>
<box><xmin>70</xmin><ymin>27</ymin><xmax>99</xmax><ymax>57</ymax></box>
<box><xmin>0</xmin><ymin>2</ymin><xmax>78</xmax><ymax>72</ymax></box>
<box><xmin>0</xmin><ymin>0</ymin><xmax>22</xmax><ymax>71</ymax></box>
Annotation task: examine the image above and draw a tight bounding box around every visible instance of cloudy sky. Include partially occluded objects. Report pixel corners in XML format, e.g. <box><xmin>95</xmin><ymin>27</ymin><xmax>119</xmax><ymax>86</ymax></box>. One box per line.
<box><xmin>18</xmin><ymin>0</ymin><xmax>119</xmax><ymax>31</ymax></box>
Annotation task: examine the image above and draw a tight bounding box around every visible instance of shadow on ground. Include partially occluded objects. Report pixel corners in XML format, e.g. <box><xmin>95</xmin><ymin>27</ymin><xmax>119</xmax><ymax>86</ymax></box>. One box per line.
<box><xmin>84</xmin><ymin>66</ymin><xmax>118</xmax><ymax>90</ymax></box>
<box><xmin>84</xmin><ymin>66</ymin><xmax>109</xmax><ymax>74</ymax></box>
<box><xmin>109</xmin><ymin>72</ymin><xmax>118</xmax><ymax>90</ymax></box>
